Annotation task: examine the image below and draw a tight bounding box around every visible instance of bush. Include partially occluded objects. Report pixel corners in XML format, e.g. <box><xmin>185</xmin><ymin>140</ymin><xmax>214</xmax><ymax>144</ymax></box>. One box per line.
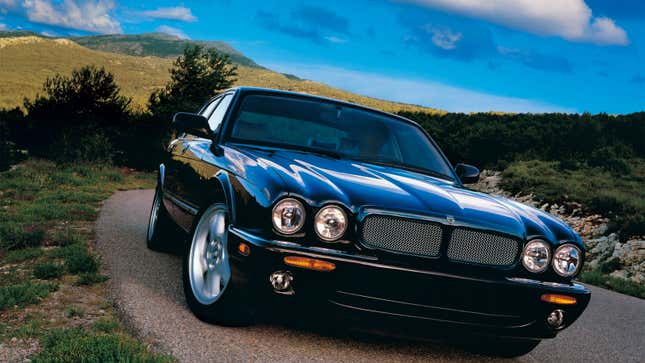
<box><xmin>0</xmin><ymin>281</ymin><xmax>58</xmax><ymax>310</ymax></box>
<box><xmin>33</xmin><ymin>262</ymin><xmax>64</xmax><ymax>279</ymax></box>
<box><xmin>64</xmin><ymin>247</ymin><xmax>99</xmax><ymax>274</ymax></box>
<box><xmin>33</xmin><ymin>328</ymin><xmax>175</xmax><ymax>363</ymax></box>
<box><xmin>3</xmin><ymin>247</ymin><xmax>44</xmax><ymax>263</ymax></box>
<box><xmin>23</xmin><ymin>66</ymin><xmax>131</xmax><ymax>163</ymax></box>
<box><xmin>76</xmin><ymin>272</ymin><xmax>109</xmax><ymax>286</ymax></box>
<box><xmin>0</xmin><ymin>225</ymin><xmax>45</xmax><ymax>251</ymax></box>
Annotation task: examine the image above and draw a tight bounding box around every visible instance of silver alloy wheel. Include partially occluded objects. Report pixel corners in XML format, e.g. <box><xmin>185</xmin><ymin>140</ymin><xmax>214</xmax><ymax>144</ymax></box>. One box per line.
<box><xmin>148</xmin><ymin>190</ymin><xmax>160</xmax><ymax>241</ymax></box>
<box><xmin>188</xmin><ymin>205</ymin><xmax>231</xmax><ymax>305</ymax></box>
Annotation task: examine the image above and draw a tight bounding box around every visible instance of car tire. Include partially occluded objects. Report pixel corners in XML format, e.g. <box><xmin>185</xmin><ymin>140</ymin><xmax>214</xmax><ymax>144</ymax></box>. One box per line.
<box><xmin>146</xmin><ymin>187</ymin><xmax>179</xmax><ymax>253</ymax></box>
<box><xmin>182</xmin><ymin>203</ymin><xmax>255</xmax><ymax>326</ymax></box>
<box><xmin>465</xmin><ymin>337</ymin><xmax>540</xmax><ymax>357</ymax></box>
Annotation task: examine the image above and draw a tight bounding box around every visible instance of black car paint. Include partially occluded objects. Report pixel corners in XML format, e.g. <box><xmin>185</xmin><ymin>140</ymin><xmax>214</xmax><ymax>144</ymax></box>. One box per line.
<box><xmin>160</xmin><ymin>87</ymin><xmax>590</xmax><ymax>339</ymax></box>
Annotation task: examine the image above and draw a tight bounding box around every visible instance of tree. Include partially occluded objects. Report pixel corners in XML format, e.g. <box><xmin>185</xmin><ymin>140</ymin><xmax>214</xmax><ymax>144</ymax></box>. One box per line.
<box><xmin>148</xmin><ymin>45</ymin><xmax>238</xmax><ymax>120</ymax></box>
<box><xmin>23</xmin><ymin>65</ymin><xmax>132</xmax><ymax>162</ymax></box>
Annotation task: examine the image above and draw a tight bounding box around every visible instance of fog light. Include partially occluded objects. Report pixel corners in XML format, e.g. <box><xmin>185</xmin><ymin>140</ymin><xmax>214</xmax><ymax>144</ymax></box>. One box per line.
<box><xmin>269</xmin><ymin>271</ymin><xmax>294</xmax><ymax>295</ymax></box>
<box><xmin>238</xmin><ymin>243</ymin><xmax>250</xmax><ymax>256</ymax></box>
<box><xmin>547</xmin><ymin>309</ymin><xmax>565</xmax><ymax>329</ymax></box>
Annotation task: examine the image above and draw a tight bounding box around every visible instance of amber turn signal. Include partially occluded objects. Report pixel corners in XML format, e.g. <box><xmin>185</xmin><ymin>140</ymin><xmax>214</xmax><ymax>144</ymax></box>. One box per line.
<box><xmin>540</xmin><ymin>294</ymin><xmax>577</xmax><ymax>305</ymax></box>
<box><xmin>283</xmin><ymin>256</ymin><xmax>336</xmax><ymax>271</ymax></box>
<box><xmin>238</xmin><ymin>243</ymin><xmax>251</xmax><ymax>256</ymax></box>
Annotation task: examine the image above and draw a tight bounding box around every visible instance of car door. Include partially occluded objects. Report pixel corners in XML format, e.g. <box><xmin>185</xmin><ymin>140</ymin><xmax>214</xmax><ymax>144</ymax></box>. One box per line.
<box><xmin>163</xmin><ymin>96</ymin><xmax>221</xmax><ymax>230</ymax></box>
<box><xmin>164</xmin><ymin>94</ymin><xmax>234</xmax><ymax>231</ymax></box>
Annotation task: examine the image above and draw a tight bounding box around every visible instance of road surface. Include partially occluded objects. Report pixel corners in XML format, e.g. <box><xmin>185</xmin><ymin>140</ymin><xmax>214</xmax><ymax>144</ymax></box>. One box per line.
<box><xmin>96</xmin><ymin>190</ymin><xmax>645</xmax><ymax>362</ymax></box>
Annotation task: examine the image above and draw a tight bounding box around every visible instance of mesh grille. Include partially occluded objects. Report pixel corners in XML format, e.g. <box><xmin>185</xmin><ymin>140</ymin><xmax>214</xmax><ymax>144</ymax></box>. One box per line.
<box><xmin>361</xmin><ymin>215</ymin><xmax>442</xmax><ymax>257</ymax></box>
<box><xmin>447</xmin><ymin>229</ymin><xmax>519</xmax><ymax>266</ymax></box>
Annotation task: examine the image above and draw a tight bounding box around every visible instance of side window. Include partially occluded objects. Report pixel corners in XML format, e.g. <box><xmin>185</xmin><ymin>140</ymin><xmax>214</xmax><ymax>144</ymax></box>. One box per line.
<box><xmin>200</xmin><ymin>97</ymin><xmax>221</xmax><ymax>118</ymax></box>
<box><xmin>208</xmin><ymin>94</ymin><xmax>233</xmax><ymax>132</ymax></box>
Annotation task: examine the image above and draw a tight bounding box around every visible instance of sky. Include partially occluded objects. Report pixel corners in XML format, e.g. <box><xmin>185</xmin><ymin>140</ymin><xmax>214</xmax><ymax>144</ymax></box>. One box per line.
<box><xmin>1</xmin><ymin>0</ymin><xmax>644</xmax><ymax>114</ymax></box>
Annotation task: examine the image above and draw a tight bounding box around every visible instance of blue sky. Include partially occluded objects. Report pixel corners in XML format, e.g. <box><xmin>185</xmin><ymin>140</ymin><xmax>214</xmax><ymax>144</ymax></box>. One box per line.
<box><xmin>1</xmin><ymin>1</ymin><xmax>644</xmax><ymax>114</ymax></box>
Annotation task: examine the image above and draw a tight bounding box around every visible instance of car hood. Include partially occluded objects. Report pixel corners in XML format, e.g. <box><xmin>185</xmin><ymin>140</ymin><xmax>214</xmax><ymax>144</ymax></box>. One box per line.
<box><xmin>226</xmin><ymin>145</ymin><xmax>580</xmax><ymax>244</ymax></box>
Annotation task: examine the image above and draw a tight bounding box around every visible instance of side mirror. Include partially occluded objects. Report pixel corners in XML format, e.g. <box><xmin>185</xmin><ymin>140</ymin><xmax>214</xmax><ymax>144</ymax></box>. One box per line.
<box><xmin>172</xmin><ymin>112</ymin><xmax>211</xmax><ymax>139</ymax></box>
<box><xmin>455</xmin><ymin>163</ymin><xmax>480</xmax><ymax>184</ymax></box>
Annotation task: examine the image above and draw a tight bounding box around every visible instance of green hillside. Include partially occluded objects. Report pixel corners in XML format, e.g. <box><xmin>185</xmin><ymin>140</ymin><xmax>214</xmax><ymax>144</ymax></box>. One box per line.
<box><xmin>73</xmin><ymin>33</ymin><xmax>262</xmax><ymax>68</ymax></box>
<box><xmin>0</xmin><ymin>34</ymin><xmax>441</xmax><ymax>114</ymax></box>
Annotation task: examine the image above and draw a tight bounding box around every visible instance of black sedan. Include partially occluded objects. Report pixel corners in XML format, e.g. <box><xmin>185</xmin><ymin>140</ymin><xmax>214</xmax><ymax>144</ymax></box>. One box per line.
<box><xmin>146</xmin><ymin>87</ymin><xmax>590</xmax><ymax>357</ymax></box>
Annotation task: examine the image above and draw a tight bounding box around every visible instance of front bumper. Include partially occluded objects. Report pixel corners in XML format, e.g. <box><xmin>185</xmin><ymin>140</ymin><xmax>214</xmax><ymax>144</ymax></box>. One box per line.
<box><xmin>228</xmin><ymin>227</ymin><xmax>591</xmax><ymax>340</ymax></box>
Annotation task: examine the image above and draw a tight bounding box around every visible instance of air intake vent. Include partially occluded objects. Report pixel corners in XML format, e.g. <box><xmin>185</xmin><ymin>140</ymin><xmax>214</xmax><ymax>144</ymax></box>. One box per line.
<box><xmin>361</xmin><ymin>215</ymin><xmax>442</xmax><ymax>257</ymax></box>
<box><xmin>447</xmin><ymin>228</ymin><xmax>519</xmax><ymax>266</ymax></box>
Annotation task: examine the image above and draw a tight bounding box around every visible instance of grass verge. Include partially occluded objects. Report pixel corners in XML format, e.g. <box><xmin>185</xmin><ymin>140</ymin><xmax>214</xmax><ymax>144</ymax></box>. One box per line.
<box><xmin>0</xmin><ymin>159</ymin><xmax>171</xmax><ymax>361</ymax></box>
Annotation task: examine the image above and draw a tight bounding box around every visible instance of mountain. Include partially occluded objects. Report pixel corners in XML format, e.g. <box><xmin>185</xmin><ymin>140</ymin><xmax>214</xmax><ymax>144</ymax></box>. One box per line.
<box><xmin>0</xmin><ymin>32</ymin><xmax>441</xmax><ymax>114</ymax></box>
<box><xmin>72</xmin><ymin>33</ymin><xmax>262</xmax><ymax>68</ymax></box>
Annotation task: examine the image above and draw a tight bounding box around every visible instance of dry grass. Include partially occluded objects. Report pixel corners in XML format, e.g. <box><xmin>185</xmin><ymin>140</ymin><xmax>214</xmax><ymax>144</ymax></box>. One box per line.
<box><xmin>0</xmin><ymin>36</ymin><xmax>442</xmax><ymax>114</ymax></box>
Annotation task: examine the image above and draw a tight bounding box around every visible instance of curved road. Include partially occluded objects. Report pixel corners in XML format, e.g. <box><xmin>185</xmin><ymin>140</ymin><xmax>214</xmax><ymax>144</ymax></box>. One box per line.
<box><xmin>96</xmin><ymin>190</ymin><xmax>645</xmax><ymax>363</ymax></box>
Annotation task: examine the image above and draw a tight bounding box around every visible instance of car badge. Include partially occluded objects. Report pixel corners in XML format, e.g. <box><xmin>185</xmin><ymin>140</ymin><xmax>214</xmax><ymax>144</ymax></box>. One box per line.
<box><xmin>446</xmin><ymin>216</ymin><xmax>456</xmax><ymax>225</ymax></box>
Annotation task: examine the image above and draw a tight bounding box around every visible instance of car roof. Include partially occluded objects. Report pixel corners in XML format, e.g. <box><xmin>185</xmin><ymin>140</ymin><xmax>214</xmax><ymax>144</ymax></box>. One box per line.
<box><xmin>223</xmin><ymin>86</ymin><xmax>422</xmax><ymax>128</ymax></box>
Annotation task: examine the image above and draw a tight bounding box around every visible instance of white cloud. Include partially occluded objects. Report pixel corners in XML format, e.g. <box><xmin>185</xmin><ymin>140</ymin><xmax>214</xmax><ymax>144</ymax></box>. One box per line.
<box><xmin>401</xmin><ymin>0</ymin><xmax>628</xmax><ymax>45</ymax></box>
<box><xmin>0</xmin><ymin>0</ymin><xmax>17</xmax><ymax>14</ymax></box>
<box><xmin>324</xmin><ymin>36</ymin><xmax>347</xmax><ymax>43</ymax></box>
<box><xmin>0</xmin><ymin>23</ymin><xmax>6</xmax><ymax>30</ymax></box>
<box><xmin>423</xmin><ymin>25</ymin><xmax>462</xmax><ymax>50</ymax></box>
<box><xmin>23</xmin><ymin>0</ymin><xmax>121</xmax><ymax>34</ymax></box>
<box><xmin>265</xmin><ymin>62</ymin><xmax>575</xmax><ymax>113</ymax></box>
<box><xmin>155</xmin><ymin>25</ymin><xmax>189</xmax><ymax>39</ymax></box>
<box><xmin>140</xmin><ymin>6</ymin><xmax>196</xmax><ymax>22</ymax></box>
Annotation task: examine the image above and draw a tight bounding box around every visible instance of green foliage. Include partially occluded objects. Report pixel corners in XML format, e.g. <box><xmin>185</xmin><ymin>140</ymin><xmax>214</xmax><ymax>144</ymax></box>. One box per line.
<box><xmin>76</xmin><ymin>272</ymin><xmax>109</xmax><ymax>286</ymax></box>
<box><xmin>64</xmin><ymin>305</ymin><xmax>85</xmax><ymax>318</ymax></box>
<box><xmin>52</xmin><ymin>228</ymin><xmax>86</xmax><ymax>247</ymax></box>
<box><xmin>148</xmin><ymin>45</ymin><xmax>238</xmax><ymax>119</ymax></box>
<box><xmin>0</xmin><ymin>224</ymin><xmax>45</xmax><ymax>251</ymax></box>
<box><xmin>23</xmin><ymin>65</ymin><xmax>131</xmax><ymax>163</ymax></box>
<box><xmin>92</xmin><ymin>318</ymin><xmax>119</xmax><ymax>333</ymax></box>
<box><xmin>501</xmin><ymin>159</ymin><xmax>645</xmax><ymax>238</ymax></box>
<box><xmin>0</xmin><ymin>281</ymin><xmax>58</xmax><ymax>310</ymax></box>
<box><xmin>33</xmin><ymin>261</ymin><xmax>64</xmax><ymax>279</ymax></box>
<box><xmin>3</xmin><ymin>247</ymin><xmax>44</xmax><ymax>263</ymax></box>
<box><xmin>64</xmin><ymin>247</ymin><xmax>99</xmax><ymax>274</ymax></box>
<box><xmin>579</xmin><ymin>270</ymin><xmax>645</xmax><ymax>299</ymax></box>
<box><xmin>33</xmin><ymin>327</ymin><xmax>175</xmax><ymax>363</ymax></box>
<box><xmin>600</xmin><ymin>257</ymin><xmax>622</xmax><ymax>274</ymax></box>
<box><xmin>400</xmin><ymin>111</ymin><xmax>645</xmax><ymax>169</ymax></box>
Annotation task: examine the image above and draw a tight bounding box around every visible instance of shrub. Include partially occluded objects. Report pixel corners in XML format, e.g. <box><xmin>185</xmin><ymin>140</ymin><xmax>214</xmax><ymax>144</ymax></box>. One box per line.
<box><xmin>75</xmin><ymin>272</ymin><xmax>109</xmax><ymax>286</ymax></box>
<box><xmin>64</xmin><ymin>247</ymin><xmax>99</xmax><ymax>274</ymax></box>
<box><xmin>92</xmin><ymin>318</ymin><xmax>119</xmax><ymax>333</ymax></box>
<box><xmin>0</xmin><ymin>281</ymin><xmax>58</xmax><ymax>310</ymax></box>
<box><xmin>33</xmin><ymin>328</ymin><xmax>175</xmax><ymax>363</ymax></box>
<box><xmin>33</xmin><ymin>262</ymin><xmax>64</xmax><ymax>279</ymax></box>
<box><xmin>64</xmin><ymin>305</ymin><xmax>85</xmax><ymax>318</ymax></box>
<box><xmin>0</xmin><ymin>225</ymin><xmax>45</xmax><ymax>251</ymax></box>
<box><xmin>23</xmin><ymin>66</ymin><xmax>131</xmax><ymax>163</ymax></box>
<box><xmin>3</xmin><ymin>247</ymin><xmax>44</xmax><ymax>263</ymax></box>
<box><xmin>51</xmin><ymin>228</ymin><xmax>85</xmax><ymax>247</ymax></box>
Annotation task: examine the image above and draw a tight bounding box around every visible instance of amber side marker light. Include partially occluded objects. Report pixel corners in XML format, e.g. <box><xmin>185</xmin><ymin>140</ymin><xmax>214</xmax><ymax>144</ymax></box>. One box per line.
<box><xmin>541</xmin><ymin>294</ymin><xmax>577</xmax><ymax>305</ymax></box>
<box><xmin>238</xmin><ymin>243</ymin><xmax>251</xmax><ymax>256</ymax></box>
<box><xmin>284</xmin><ymin>256</ymin><xmax>336</xmax><ymax>271</ymax></box>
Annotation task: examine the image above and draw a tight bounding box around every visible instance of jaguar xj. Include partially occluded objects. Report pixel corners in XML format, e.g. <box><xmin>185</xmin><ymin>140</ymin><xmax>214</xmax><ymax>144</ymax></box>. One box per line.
<box><xmin>147</xmin><ymin>87</ymin><xmax>590</xmax><ymax>357</ymax></box>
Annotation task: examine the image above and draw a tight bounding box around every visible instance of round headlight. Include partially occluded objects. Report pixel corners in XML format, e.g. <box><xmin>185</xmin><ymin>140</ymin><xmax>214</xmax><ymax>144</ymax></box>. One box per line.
<box><xmin>553</xmin><ymin>244</ymin><xmax>582</xmax><ymax>277</ymax></box>
<box><xmin>314</xmin><ymin>205</ymin><xmax>347</xmax><ymax>241</ymax></box>
<box><xmin>522</xmin><ymin>239</ymin><xmax>551</xmax><ymax>273</ymax></box>
<box><xmin>272</xmin><ymin>198</ymin><xmax>305</xmax><ymax>235</ymax></box>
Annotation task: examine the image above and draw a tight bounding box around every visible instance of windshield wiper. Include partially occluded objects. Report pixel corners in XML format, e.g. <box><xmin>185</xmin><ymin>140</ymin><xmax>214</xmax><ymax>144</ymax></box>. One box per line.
<box><xmin>349</xmin><ymin>157</ymin><xmax>454</xmax><ymax>181</ymax></box>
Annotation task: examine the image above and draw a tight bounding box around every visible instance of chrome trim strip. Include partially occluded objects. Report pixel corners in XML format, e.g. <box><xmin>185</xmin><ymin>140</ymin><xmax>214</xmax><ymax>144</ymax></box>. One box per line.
<box><xmin>164</xmin><ymin>191</ymin><xmax>199</xmax><ymax>216</ymax></box>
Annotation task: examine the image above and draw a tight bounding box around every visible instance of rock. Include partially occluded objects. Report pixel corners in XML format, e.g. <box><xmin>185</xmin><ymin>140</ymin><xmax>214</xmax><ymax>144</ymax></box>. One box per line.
<box><xmin>610</xmin><ymin>269</ymin><xmax>629</xmax><ymax>279</ymax></box>
<box><xmin>593</xmin><ymin>223</ymin><xmax>609</xmax><ymax>237</ymax></box>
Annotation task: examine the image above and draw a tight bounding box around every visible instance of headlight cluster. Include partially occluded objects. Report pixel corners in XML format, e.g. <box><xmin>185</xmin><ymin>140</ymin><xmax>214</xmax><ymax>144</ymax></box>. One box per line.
<box><xmin>521</xmin><ymin>239</ymin><xmax>582</xmax><ymax>277</ymax></box>
<box><xmin>272</xmin><ymin>199</ymin><xmax>347</xmax><ymax>241</ymax></box>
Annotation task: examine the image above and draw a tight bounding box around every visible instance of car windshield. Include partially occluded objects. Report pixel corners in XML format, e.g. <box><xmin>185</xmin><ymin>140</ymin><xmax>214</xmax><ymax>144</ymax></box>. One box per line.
<box><xmin>228</xmin><ymin>93</ymin><xmax>455</xmax><ymax>180</ymax></box>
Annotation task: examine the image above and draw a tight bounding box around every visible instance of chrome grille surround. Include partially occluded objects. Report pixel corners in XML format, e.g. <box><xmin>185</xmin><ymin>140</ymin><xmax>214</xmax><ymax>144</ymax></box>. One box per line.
<box><xmin>447</xmin><ymin>228</ymin><xmax>520</xmax><ymax>266</ymax></box>
<box><xmin>361</xmin><ymin>215</ymin><xmax>443</xmax><ymax>257</ymax></box>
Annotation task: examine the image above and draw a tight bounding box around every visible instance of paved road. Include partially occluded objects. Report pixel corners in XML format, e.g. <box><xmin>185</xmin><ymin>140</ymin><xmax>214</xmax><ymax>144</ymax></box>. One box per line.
<box><xmin>96</xmin><ymin>190</ymin><xmax>645</xmax><ymax>363</ymax></box>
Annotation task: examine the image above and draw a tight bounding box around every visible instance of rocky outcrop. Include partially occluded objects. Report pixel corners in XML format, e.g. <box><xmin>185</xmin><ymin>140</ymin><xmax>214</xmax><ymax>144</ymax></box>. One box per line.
<box><xmin>472</xmin><ymin>170</ymin><xmax>644</xmax><ymax>284</ymax></box>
